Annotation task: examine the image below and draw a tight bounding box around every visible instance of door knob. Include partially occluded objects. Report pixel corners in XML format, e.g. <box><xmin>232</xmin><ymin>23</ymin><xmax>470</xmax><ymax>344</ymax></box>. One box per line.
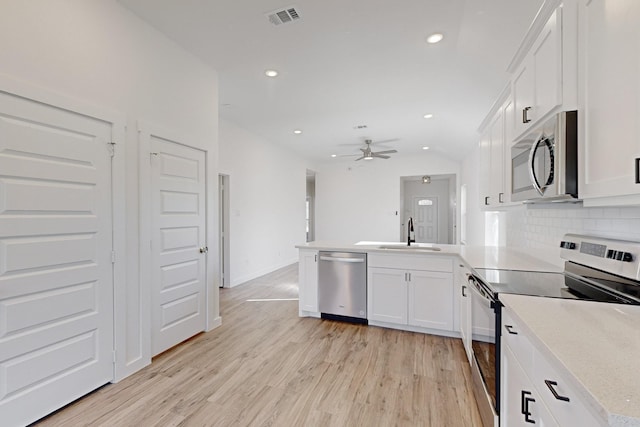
<box><xmin>199</xmin><ymin>246</ymin><xmax>208</xmax><ymax>253</ymax></box>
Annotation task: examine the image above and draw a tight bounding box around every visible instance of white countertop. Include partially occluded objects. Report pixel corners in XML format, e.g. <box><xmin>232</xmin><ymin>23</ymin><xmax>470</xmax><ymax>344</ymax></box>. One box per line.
<box><xmin>500</xmin><ymin>294</ymin><xmax>640</xmax><ymax>427</ymax></box>
<box><xmin>296</xmin><ymin>241</ymin><xmax>563</xmax><ymax>272</ymax></box>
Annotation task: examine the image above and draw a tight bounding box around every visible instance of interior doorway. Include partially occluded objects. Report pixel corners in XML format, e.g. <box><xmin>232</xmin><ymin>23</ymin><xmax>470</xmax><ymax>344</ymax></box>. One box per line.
<box><xmin>219</xmin><ymin>174</ymin><xmax>230</xmax><ymax>288</ymax></box>
<box><xmin>401</xmin><ymin>174</ymin><xmax>456</xmax><ymax>244</ymax></box>
<box><xmin>306</xmin><ymin>170</ymin><xmax>316</xmax><ymax>242</ymax></box>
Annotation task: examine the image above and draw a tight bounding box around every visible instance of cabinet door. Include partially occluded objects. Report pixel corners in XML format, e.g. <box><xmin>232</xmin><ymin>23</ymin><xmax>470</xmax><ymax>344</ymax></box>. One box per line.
<box><xmin>479</xmin><ymin>129</ymin><xmax>492</xmax><ymax>207</ymax></box>
<box><xmin>513</xmin><ymin>60</ymin><xmax>535</xmax><ymax>138</ymax></box>
<box><xmin>533</xmin><ymin>8</ymin><xmax>562</xmax><ymax>122</ymax></box>
<box><xmin>298</xmin><ymin>250</ymin><xmax>318</xmax><ymax>313</ymax></box>
<box><xmin>489</xmin><ymin>109</ymin><xmax>506</xmax><ymax>205</ymax></box>
<box><xmin>579</xmin><ymin>0</ymin><xmax>640</xmax><ymax>200</ymax></box>
<box><xmin>459</xmin><ymin>271</ymin><xmax>472</xmax><ymax>364</ymax></box>
<box><xmin>501</xmin><ymin>346</ymin><xmax>558</xmax><ymax>427</ymax></box>
<box><xmin>368</xmin><ymin>268</ymin><xmax>407</xmax><ymax>324</ymax></box>
<box><xmin>407</xmin><ymin>270</ymin><xmax>453</xmax><ymax>331</ymax></box>
<box><xmin>533</xmin><ymin>348</ymin><xmax>604</xmax><ymax>427</ymax></box>
<box><xmin>513</xmin><ymin>8</ymin><xmax>562</xmax><ymax>140</ymax></box>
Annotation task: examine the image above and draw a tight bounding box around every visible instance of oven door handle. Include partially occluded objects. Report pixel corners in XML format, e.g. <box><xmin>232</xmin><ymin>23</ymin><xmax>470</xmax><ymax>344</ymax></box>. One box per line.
<box><xmin>468</xmin><ymin>276</ymin><xmax>494</xmax><ymax>308</ymax></box>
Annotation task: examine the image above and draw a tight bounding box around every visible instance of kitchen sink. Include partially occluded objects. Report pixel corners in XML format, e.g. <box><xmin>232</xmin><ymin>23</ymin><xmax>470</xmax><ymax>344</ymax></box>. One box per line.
<box><xmin>377</xmin><ymin>245</ymin><xmax>441</xmax><ymax>251</ymax></box>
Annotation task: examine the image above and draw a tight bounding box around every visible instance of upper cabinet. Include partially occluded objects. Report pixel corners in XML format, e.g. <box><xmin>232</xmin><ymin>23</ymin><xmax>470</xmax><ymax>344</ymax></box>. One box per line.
<box><xmin>578</xmin><ymin>0</ymin><xmax>640</xmax><ymax>204</ymax></box>
<box><xmin>479</xmin><ymin>89</ymin><xmax>512</xmax><ymax>208</ymax></box>
<box><xmin>511</xmin><ymin>8</ymin><xmax>563</xmax><ymax>139</ymax></box>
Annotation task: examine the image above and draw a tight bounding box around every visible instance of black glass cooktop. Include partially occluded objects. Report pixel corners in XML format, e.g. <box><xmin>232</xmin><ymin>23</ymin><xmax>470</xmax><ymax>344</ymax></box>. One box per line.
<box><xmin>474</xmin><ymin>266</ymin><xmax>640</xmax><ymax>304</ymax></box>
<box><xmin>473</xmin><ymin>268</ymin><xmax>576</xmax><ymax>299</ymax></box>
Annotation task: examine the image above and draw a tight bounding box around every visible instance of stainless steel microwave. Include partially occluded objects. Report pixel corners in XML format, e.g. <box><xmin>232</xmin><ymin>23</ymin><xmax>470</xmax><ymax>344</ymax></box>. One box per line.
<box><xmin>510</xmin><ymin>111</ymin><xmax>578</xmax><ymax>202</ymax></box>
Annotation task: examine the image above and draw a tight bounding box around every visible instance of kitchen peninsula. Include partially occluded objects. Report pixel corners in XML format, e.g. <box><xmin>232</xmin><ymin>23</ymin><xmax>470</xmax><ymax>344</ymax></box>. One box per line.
<box><xmin>296</xmin><ymin>241</ymin><xmax>640</xmax><ymax>427</ymax></box>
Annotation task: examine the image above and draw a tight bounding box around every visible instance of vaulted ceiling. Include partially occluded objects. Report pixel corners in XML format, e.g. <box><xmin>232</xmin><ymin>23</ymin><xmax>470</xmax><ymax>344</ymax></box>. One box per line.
<box><xmin>119</xmin><ymin>0</ymin><xmax>543</xmax><ymax>163</ymax></box>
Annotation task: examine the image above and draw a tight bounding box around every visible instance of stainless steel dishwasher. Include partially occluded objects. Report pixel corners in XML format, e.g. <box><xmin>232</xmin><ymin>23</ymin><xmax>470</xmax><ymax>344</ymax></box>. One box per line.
<box><xmin>318</xmin><ymin>251</ymin><xmax>367</xmax><ymax>323</ymax></box>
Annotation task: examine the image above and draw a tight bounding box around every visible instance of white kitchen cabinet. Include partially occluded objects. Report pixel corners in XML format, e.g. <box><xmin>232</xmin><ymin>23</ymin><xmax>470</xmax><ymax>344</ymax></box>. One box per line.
<box><xmin>479</xmin><ymin>97</ymin><xmax>509</xmax><ymax>208</ymax></box>
<box><xmin>368</xmin><ymin>254</ymin><xmax>454</xmax><ymax>334</ymax></box>
<box><xmin>457</xmin><ymin>264</ymin><xmax>472</xmax><ymax>364</ymax></box>
<box><xmin>298</xmin><ymin>249</ymin><xmax>319</xmax><ymax>315</ymax></box>
<box><xmin>407</xmin><ymin>270</ymin><xmax>453</xmax><ymax>331</ymax></box>
<box><xmin>368</xmin><ymin>267</ymin><xmax>408</xmax><ymax>325</ymax></box>
<box><xmin>578</xmin><ymin>0</ymin><xmax>640</xmax><ymax>203</ymax></box>
<box><xmin>512</xmin><ymin>8</ymin><xmax>563</xmax><ymax>139</ymax></box>
<box><xmin>501</xmin><ymin>305</ymin><xmax>605</xmax><ymax>427</ymax></box>
<box><xmin>501</xmin><ymin>345</ymin><xmax>558</xmax><ymax>427</ymax></box>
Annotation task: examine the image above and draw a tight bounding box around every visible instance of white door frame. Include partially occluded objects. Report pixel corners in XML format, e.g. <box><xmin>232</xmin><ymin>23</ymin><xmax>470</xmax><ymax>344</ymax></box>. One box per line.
<box><xmin>0</xmin><ymin>76</ymin><xmax>128</xmax><ymax>381</ymax></box>
<box><xmin>138</xmin><ymin>121</ymin><xmax>221</xmax><ymax>346</ymax></box>
<box><xmin>218</xmin><ymin>174</ymin><xmax>230</xmax><ymax>288</ymax></box>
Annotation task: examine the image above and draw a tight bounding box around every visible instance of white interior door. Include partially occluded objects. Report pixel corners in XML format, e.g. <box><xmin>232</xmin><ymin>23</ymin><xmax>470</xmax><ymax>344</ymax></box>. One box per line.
<box><xmin>150</xmin><ymin>137</ymin><xmax>206</xmax><ymax>356</ymax></box>
<box><xmin>0</xmin><ymin>91</ymin><xmax>114</xmax><ymax>426</ymax></box>
<box><xmin>413</xmin><ymin>196</ymin><xmax>439</xmax><ymax>243</ymax></box>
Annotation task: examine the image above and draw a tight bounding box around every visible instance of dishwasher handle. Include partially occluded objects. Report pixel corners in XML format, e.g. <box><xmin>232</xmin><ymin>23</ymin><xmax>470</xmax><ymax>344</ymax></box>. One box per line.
<box><xmin>319</xmin><ymin>256</ymin><xmax>365</xmax><ymax>263</ymax></box>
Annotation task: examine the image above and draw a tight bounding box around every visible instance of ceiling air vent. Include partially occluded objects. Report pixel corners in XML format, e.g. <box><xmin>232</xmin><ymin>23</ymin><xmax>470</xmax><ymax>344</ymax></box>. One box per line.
<box><xmin>266</xmin><ymin>6</ymin><xmax>301</xmax><ymax>26</ymax></box>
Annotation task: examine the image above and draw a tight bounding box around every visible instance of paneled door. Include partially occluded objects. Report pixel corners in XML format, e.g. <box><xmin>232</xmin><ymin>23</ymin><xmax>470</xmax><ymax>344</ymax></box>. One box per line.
<box><xmin>0</xmin><ymin>90</ymin><xmax>114</xmax><ymax>426</ymax></box>
<box><xmin>413</xmin><ymin>196</ymin><xmax>438</xmax><ymax>243</ymax></box>
<box><xmin>150</xmin><ymin>137</ymin><xmax>207</xmax><ymax>355</ymax></box>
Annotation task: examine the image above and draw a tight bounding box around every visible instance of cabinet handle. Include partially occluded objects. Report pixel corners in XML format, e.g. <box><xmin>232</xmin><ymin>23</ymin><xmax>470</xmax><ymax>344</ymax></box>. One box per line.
<box><xmin>199</xmin><ymin>246</ymin><xmax>208</xmax><ymax>253</ymax></box>
<box><xmin>499</xmin><ymin>192</ymin><xmax>504</xmax><ymax>203</ymax></box>
<box><xmin>522</xmin><ymin>106</ymin><xmax>532</xmax><ymax>123</ymax></box>
<box><xmin>484</xmin><ymin>196</ymin><xmax>490</xmax><ymax>206</ymax></box>
<box><xmin>462</xmin><ymin>285</ymin><xmax>467</xmax><ymax>297</ymax></box>
<box><xmin>521</xmin><ymin>390</ymin><xmax>536</xmax><ymax>424</ymax></box>
<box><xmin>505</xmin><ymin>324</ymin><xmax>518</xmax><ymax>335</ymax></box>
<box><xmin>635</xmin><ymin>158</ymin><xmax>640</xmax><ymax>184</ymax></box>
<box><xmin>314</xmin><ymin>254</ymin><xmax>317</xmax><ymax>262</ymax></box>
<box><xmin>544</xmin><ymin>380</ymin><xmax>570</xmax><ymax>402</ymax></box>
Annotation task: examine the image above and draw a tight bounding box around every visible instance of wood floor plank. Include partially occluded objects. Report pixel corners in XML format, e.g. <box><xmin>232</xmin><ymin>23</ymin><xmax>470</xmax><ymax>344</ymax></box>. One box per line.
<box><xmin>33</xmin><ymin>263</ymin><xmax>483</xmax><ymax>427</ymax></box>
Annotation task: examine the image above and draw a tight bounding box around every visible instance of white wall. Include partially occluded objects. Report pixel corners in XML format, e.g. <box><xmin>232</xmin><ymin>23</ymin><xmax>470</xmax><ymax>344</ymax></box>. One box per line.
<box><xmin>0</xmin><ymin>0</ymin><xmax>219</xmax><ymax>379</ymax></box>
<box><xmin>315</xmin><ymin>153</ymin><xmax>460</xmax><ymax>243</ymax></box>
<box><xmin>219</xmin><ymin>119</ymin><xmax>309</xmax><ymax>286</ymax></box>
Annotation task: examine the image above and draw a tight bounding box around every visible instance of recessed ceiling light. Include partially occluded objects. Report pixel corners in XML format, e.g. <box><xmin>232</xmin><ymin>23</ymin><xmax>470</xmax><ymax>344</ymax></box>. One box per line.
<box><xmin>426</xmin><ymin>33</ymin><xmax>444</xmax><ymax>44</ymax></box>
<box><xmin>423</xmin><ymin>114</ymin><xmax>433</xmax><ymax>119</ymax></box>
<box><xmin>293</xmin><ymin>129</ymin><xmax>302</xmax><ymax>134</ymax></box>
<box><xmin>331</xmin><ymin>154</ymin><xmax>337</xmax><ymax>158</ymax></box>
<box><xmin>422</xmin><ymin>146</ymin><xmax>430</xmax><ymax>150</ymax></box>
<box><xmin>265</xmin><ymin>69</ymin><xmax>279</xmax><ymax>77</ymax></box>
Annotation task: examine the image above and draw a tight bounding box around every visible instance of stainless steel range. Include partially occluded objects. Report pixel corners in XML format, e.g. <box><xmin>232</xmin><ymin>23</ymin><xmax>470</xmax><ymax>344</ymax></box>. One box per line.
<box><xmin>467</xmin><ymin>234</ymin><xmax>640</xmax><ymax>427</ymax></box>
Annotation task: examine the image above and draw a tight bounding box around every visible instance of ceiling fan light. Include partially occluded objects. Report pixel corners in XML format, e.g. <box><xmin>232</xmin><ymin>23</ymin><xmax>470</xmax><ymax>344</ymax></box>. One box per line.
<box><xmin>364</xmin><ymin>155</ymin><xmax>373</xmax><ymax>160</ymax></box>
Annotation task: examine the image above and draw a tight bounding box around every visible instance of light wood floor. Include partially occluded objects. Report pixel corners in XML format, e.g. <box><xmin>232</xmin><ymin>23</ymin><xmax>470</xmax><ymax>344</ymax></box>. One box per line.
<box><xmin>35</xmin><ymin>264</ymin><xmax>482</xmax><ymax>426</ymax></box>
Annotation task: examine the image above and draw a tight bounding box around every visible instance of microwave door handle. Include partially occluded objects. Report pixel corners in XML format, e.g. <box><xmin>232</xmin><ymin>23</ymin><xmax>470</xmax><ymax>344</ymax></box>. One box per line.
<box><xmin>528</xmin><ymin>138</ymin><xmax>545</xmax><ymax>196</ymax></box>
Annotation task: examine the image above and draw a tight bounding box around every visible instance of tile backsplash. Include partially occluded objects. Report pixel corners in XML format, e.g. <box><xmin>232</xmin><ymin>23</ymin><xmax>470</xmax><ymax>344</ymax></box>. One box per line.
<box><xmin>505</xmin><ymin>204</ymin><xmax>640</xmax><ymax>266</ymax></box>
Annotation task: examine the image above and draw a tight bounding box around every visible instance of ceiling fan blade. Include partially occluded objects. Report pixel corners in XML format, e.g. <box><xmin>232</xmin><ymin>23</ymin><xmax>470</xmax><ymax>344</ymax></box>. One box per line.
<box><xmin>373</xmin><ymin>149</ymin><xmax>397</xmax><ymax>155</ymax></box>
<box><xmin>360</xmin><ymin>148</ymin><xmax>367</xmax><ymax>154</ymax></box>
<box><xmin>355</xmin><ymin>155</ymin><xmax>365</xmax><ymax>161</ymax></box>
<box><xmin>373</xmin><ymin>154</ymin><xmax>391</xmax><ymax>159</ymax></box>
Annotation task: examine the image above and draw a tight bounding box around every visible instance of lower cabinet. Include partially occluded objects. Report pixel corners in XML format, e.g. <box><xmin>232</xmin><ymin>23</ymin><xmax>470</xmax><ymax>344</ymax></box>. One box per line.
<box><xmin>502</xmin><ymin>346</ymin><xmax>558</xmax><ymax>427</ymax></box>
<box><xmin>368</xmin><ymin>268</ymin><xmax>407</xmax><ymax>324</ymax></box>
<box><xmin>368</xmin><ymin>261</ymin><xmax>454</xmax><ymax>333</ymax></box>
<box><xmin>501</xmin><ymin>306</ymin><xmax>604</xmax><ymax>427</ymax></box>
<box><xmin>457</xmin><ymin>263</ymin><xmax>473</xmax><ymax>364</ymax></box>
<box><xmin>298</xmin><ymin>249</ymin><xmax>318</xmax><ymax>314</ymax></box>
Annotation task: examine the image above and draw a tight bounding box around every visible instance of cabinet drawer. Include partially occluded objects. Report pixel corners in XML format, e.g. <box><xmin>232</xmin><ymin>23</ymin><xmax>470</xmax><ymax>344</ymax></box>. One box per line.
<box><xmin>501</xmin><ymin>309</ymin><xmax>534</xmax><ymax>371</ymax></box>
<box><xmin>533</xmin><ymin>350</ymin><xmax>604</xmax><ymax>427</ymax></box>
<box><xmin>368</xmin><ymin>253</ymin><xmax>453</xmax><ymax>272</ymax></box>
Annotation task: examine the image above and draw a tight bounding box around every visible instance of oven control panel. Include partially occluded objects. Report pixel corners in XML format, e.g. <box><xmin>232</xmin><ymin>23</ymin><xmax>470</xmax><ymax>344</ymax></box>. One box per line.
<box><xmin>560</xmin><ymin>234</ymin><xmax>640</xmax><ymax>280</ymax></box>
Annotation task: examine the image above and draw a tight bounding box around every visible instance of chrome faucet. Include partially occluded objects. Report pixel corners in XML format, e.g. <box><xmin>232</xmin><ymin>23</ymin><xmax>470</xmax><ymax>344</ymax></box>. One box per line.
<box><xmin>407</xmin><ymin>217</ymin><xmax>415</xmax><ymax>246</ymax></box>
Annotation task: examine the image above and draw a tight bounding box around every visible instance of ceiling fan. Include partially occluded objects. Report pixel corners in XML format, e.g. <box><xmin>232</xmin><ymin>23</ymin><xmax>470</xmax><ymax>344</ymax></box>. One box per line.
<box><xmin>354</xmin><ymin>139</ymin><xmax>398</xmax><ymax>161</ymax></box>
